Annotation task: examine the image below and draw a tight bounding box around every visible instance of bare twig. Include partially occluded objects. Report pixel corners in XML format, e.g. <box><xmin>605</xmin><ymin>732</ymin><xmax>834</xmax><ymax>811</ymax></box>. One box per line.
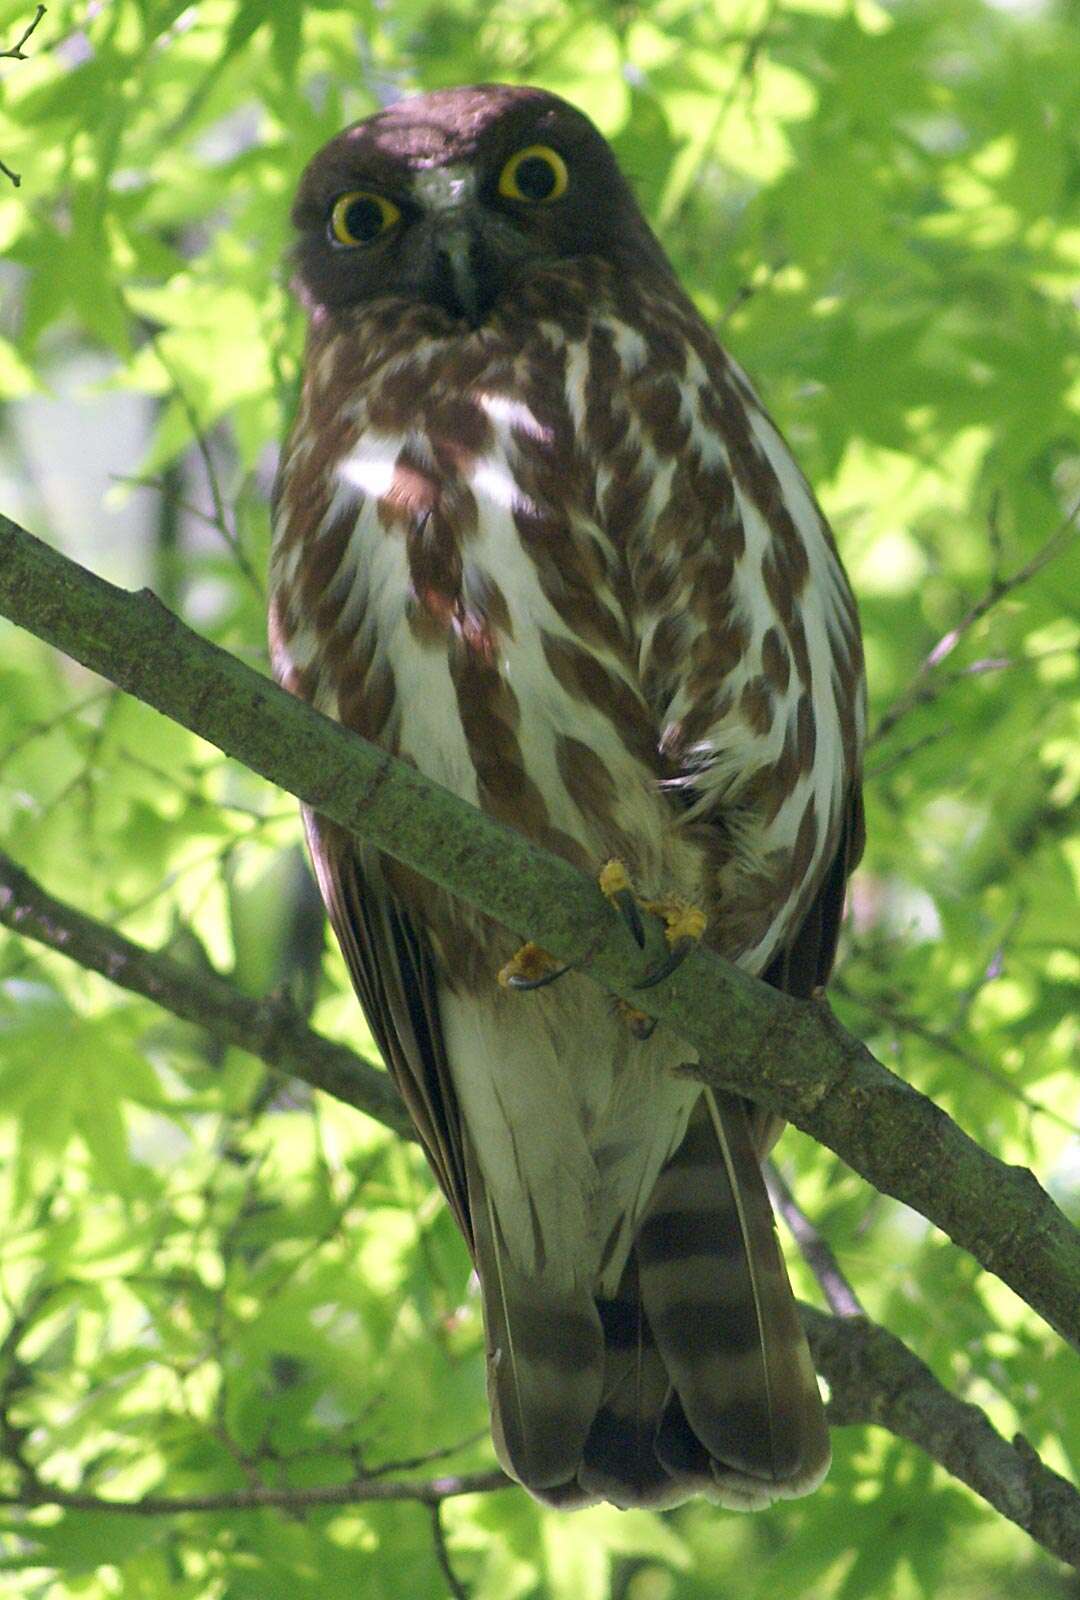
<box><xmin>870</xmin><ymin>501</ymin><xmax>1080</xmax><ymax>747</ymax></box>
<box><xmin>0</xmin><ymin>3</ymin><xmax>44</xmax><ymax>60</ymax></box>
<box><xmin>0</xmin><ymin>5</ymin><xmax>46</xmax><ymax>187</ymax></box>
<box><xmin>430</xmin><ymin>1501</ymin><xmax>470</xmax><ymax>1599</ymax></box>
<box><xmin>151</xmin><ymin>339</ymin><xmax>264</xmax><ymax>597</ymax></box>
<box><xmin>767</xmin><ymin>1164</ymin><xmax>864</xmax><ymax>1319</ymax></box>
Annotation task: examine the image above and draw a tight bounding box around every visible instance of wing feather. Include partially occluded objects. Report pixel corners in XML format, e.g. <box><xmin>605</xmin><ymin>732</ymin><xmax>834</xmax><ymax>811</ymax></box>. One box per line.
<box><xmin>303</xmin><ymin>810</ymin><xmax>472</xmax><ymax>1245</ymax></box>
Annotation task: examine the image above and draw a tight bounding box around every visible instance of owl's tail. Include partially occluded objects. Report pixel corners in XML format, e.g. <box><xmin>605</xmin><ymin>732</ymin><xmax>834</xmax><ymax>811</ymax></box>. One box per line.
<box><xmin>469</xmin><ymin>1090</ymin><xmax>830</xmax><ymax>1510</ymax></box>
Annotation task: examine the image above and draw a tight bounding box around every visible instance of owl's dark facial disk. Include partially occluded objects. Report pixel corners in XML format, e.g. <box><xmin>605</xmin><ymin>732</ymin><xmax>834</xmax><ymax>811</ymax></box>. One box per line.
<box><xmin>291</xmin><ymin>84</ymin><xmax>668</xmax><ymax>325</ymax></box>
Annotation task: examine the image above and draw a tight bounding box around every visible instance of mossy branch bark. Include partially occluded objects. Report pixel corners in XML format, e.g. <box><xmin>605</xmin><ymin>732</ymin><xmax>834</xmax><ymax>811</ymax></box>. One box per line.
<box><xmin>1</xmin><ymin>510</ymin><xmax>1078</xmax><ymax>1353</ymax></box>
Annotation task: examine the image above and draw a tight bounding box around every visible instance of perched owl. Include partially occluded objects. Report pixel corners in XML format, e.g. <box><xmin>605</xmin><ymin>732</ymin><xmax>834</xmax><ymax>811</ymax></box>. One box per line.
<box><xmin>270</xmin><ymin>84</ymin><xmax>865</xmax><ymax>1511</ymax></box>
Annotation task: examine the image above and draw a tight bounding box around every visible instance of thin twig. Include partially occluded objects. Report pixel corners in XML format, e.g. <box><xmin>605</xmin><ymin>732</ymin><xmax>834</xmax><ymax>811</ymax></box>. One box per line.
<box><xmin>0</xmin><ymin>1470</ymin><xmax>511</xmax><ymax>1515</ymax></box>
<box><xmin>0</xmin><ymin>5</ymin><xmax>46</xmax><ymax>187</ymax></box>
<box><xmin>870</xmin><ymin>500</ymin><xmax>1080</xmax><ymax>747</ymax></box>
<box><xmin>767</xmin><ymin>1164</ymin><xmax>864</xmax><ymax>1318</ymax></box>
<box><xmin>833</xmin><ymin>975</ymin><xmax>1079</xmax><ymax>1138</ymax></box>
<box><xmin>110</xmin><ymin>471</ymin><xmax>236</xmax><ymax>539</ymax></box>
<box><xmin>863</xmin><ymin>725</ymin><xmax>953</xmax><ymax>782</ymax></box>
<box><xmin>151</xmin><ymin>340</ymin><xmax>264</xmax><ymax>597</ymax></box>
<box><xmin>367</xmin><ymin>1430</ymin><xmax>490</xmax><ymax>1479</ymax></box>
<box><xmin>430</xmin><ymin>1501</ymin><xmax>470</xmax><ymax>1599</ymax></box>
<box><xmin>664</xmin><ymin>0</ymin><xmax>780</xmax><ymax>223</ymax></box>
<box><xmin>0</xmin><ymin>4</ymin><xmax>44</xmax><ymax>60</ymax></box>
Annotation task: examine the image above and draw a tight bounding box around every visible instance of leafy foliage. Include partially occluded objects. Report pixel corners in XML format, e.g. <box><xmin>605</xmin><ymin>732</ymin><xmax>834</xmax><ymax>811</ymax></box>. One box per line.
<box><xmin>0</xmin><ymin>0</ymin><xmax>1078</xmax><ymax>1595</ymax></box>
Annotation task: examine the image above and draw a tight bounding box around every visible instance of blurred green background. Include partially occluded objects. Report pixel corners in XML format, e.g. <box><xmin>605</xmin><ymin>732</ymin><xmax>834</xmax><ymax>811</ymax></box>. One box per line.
<box><xmin>0</xmin><ymin>0</ymin><xmax>1078</xmax><ymax>1595</ymax></box>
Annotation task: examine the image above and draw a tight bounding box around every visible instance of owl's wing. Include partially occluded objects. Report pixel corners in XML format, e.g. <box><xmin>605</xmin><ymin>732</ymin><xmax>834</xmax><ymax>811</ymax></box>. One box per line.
<box><xmin>762</xmin><ymin>779</ymin><xmax>865</xmax><ymax>1000</ymax></box>
<box><xmin>303</xmin><ymin>810</ymin><xmax>473</xmax><ymax>1247</ymax></box>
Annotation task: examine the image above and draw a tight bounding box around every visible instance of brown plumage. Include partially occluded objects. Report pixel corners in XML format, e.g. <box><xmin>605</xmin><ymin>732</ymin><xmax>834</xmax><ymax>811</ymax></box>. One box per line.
<box><xmin>271</xmin><ymin>84</ymin><xmax>865</xmax><ymax>1509</ymax></box>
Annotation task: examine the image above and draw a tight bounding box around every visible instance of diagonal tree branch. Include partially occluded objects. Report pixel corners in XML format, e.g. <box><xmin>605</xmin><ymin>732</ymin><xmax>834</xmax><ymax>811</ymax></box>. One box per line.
<box><xmin>803</xmin><ymin>1308</ymin><xmax>1080</xmax><ymax>1569</ymax></box>
<box><xmin>1</xmin><ymin>510</ymin><xmax>1078</xmax><ymax>1353</ymax></box>
<box><xmin>0</xmin><ymin>849</ymin><xmax>411</xmax><ymax>1140</ymax></box>
<box><xmin>869</xmin><ymin>503</ymin><xmax>1079</xmax><ymax>747</ymax></box>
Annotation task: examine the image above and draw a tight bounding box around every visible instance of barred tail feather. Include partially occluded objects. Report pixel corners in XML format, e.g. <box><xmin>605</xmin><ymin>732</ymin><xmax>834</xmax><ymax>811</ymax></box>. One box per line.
<box><xmin>469</xmin><ymin>1094</ymin><xmax>828</xmax><ymax>1511</ymax></box>
<box><xmin>466</xmin><ymin>1140</ymin><xmax>606</xmax><ymax>1498</ymax></box>
<box><xmin>639</xmin><ymin>1091</ymin><xmax>830</xmax><ymax>1507</ymax></box>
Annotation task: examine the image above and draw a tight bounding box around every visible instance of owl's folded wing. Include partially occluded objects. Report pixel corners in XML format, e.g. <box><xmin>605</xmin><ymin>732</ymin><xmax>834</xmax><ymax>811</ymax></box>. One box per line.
<box><xmin>302</xmin><ymin>809</ymin><xmax>473</xmax><ymax>1249</ymax></box>
<box><xmin>762</xmin><ymin>778</ymin><xmax>865</xmax><ymax>1001</ymax></box>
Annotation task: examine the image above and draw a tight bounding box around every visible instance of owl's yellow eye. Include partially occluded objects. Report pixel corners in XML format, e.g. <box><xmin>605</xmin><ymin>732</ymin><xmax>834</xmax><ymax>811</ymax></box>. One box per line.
<box><xmin>497</xmin><ymin>145</ymin><xmax>569</xmax><ymax>204</ymax></box>
<box><xmin>329</xmin><ymin>190</ymin><xmax>401</xmax><ymax>247</ymax></box>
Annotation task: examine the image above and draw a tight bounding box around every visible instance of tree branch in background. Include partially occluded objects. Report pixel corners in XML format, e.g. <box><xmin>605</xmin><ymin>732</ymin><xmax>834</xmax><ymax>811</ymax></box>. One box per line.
<box><xmin>430</xmin><ymin>1501</ymin><xmax>470</xmax><ymax>1600</ymax></box>
<box><xmin>0</xmin><ymin>3</ymin><xmax>44</xmax><ymax>59</ymax></box>
<box><xmin>150</xmin><ymin>337</ymin><xmax>265</xmax><ymax>598</ymax></box>
<box><xmin>804</xmin><ymin>1308</ymin><xmax>1080</xmax><ymax>1569</ymax></box>
<box><xmin>0</xmin><ymin>4</ymin><xmax>45</xmax><ymax>187</ymax></box>
<box><xmin>869</xmin><ymin>503</ymin><xmax>1079</xmax><ymax>748</ymax></box>
<box><xmin>0</xmin><ymin>510</ymin><xmax>1078</xmax><ymax>1351</ymax></box>
<box><xmin>0</xmin><ymin>849</ymin><xmax>411</xmax><ymax>1140</ymax></box>
<box><xmin>767</xmin><ymin>1162</ymin><xmax>864</xmax><ymax>1319</ymax></box>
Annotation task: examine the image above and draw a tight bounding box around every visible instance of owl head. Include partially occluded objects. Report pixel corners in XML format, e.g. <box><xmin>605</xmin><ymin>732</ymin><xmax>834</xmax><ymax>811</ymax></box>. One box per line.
<box><xmin>290</xmin><ymin>84</ymin><xmax>671</xmax><ymax>324</ymax></box>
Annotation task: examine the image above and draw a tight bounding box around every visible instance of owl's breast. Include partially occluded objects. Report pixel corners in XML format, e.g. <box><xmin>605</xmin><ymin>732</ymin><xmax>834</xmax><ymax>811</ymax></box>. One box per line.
<box><xmin>270</xmin><ymin>312</ymin><xmax>703</xmax><ymax>919</ymax></box>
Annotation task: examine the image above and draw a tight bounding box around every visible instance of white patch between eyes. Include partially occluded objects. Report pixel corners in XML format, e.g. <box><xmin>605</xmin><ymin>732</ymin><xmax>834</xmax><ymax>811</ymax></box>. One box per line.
<box><xmin>414</xmin><ymin>165</ymin><xmax>476</xmax><ymax>210</ymax></box>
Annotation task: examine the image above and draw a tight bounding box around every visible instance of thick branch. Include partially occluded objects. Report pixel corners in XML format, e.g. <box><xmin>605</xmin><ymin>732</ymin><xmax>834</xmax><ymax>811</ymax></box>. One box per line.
<box><xmin>804</xmin><ymin>1308</ymin><xmax>1080</xmax><ymax>1569</ymax></box>
<box><xmin>0</xmin><ymin>849</ymin><xmax>411</xmax><ymax>1140</ymax></box>
<box><xmin>1</xmin><ymin>512</ymin><xmax>1078</xmax><ymax>1351</ymax></box>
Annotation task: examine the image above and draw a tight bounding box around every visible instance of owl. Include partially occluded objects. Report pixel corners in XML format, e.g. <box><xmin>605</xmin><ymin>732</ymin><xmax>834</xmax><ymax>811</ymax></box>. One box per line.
<box><xmin>270</xmin><ymin>84</ymin><xmax>865</xmax><ymax>1511</ymax></box>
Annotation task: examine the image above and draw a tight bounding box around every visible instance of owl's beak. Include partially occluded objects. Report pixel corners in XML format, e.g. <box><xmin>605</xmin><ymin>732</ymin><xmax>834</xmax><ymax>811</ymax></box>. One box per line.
<box><xmin>424</xmin><ymin>209</ymin><xmax>503</xmax><ymax>327</ymax></box>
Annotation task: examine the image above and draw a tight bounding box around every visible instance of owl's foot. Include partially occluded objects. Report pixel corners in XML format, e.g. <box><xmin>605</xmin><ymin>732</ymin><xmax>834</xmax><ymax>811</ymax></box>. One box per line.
<box><xmin>635</xmin><ymin>898</ymin><xmax>708</xmax><ymax>989</ymax></box>
<box><xmin>616</xmin><ymin>998</ymin><xmax>658</xmax><ymax>1041</ymax></box>
<box><xmin>598</xmin><ymin>859</ymin><xmax>647</xmax><ymax>948</ymax></box>
<box><xmin>600</xmin><ymin>859</ymin><xmax>708</xmax><ymax>990</ymax></box>
<box><xmin>498</xmin><ymin>941</ymin><xmax>571</xmax><ymax>992</ymax></box>
<box><xmin>499</xmin><ymin>867</ymin><xmax>707</xmax><ymax>999</ymax></box>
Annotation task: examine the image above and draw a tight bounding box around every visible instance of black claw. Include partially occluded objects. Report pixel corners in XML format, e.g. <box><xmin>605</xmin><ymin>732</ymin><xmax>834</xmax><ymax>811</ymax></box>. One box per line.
<box><xmin>634</xmin><ymin>937</ymin><xmax>694</xmax><ymax>991</ymax></box>
<box><xmin>506</xmin><ymin>963</ymin><xmax>572</xmax><ymax>991</ymax></box>
<box><xmin>613</xmin><ymin>888</ymin><xmax>646</xmax><ymax>949</ymax></box>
